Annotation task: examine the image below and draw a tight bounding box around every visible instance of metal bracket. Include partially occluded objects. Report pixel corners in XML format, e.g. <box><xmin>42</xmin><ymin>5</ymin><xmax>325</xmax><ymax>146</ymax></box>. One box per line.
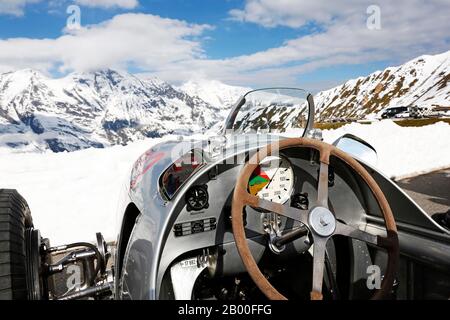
<box><xmin>170</xmin><ymin>249</ymin><xmax>212</xmax><ymax>300</ymax></box>
<box><xmin>264</xmin><ymin>212</ymin><xmax>286</xmax><ymax>254</ymax></box>
<box><xmin>43</xmin><ymin>233</ymin><xmax>114</xmax><ymax>300</ymax></box>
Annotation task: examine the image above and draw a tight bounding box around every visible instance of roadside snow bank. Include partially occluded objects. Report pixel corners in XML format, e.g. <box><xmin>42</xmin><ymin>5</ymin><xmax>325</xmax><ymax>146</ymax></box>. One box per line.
<box><xmin>0</xmin><ymin>121</ymin><xmax>449</xmax><ymax>244</ymax></box>
<box><xmin>322</xmin><ymin>120</ymin><xmax>450</xmax><ymax>179</ymax></box>
<box><xmin>0</xmin><ymin>137</ymin><xmax>173</xmax><ymax>245</ymax></box>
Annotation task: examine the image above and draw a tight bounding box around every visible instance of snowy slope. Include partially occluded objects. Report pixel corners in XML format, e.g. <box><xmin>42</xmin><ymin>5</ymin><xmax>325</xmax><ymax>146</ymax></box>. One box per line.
<box><xmin>180</xmin><ymin>50</ymin><xmax>450</xmax><ymax>123</ymax></box>
<box><xmin>180</xmin><ymin>81</ymin><xmax>312</xmax><ymax>133</ymax></box>
<box><xmin>1</xmin><ymin>120</ymin><xmax>449</xmax><ymax>245</ymax></box>
<box><xmin>179</xmin><ymin>79</ymin><xmax>250</xmax><ymax>128</ymax></box>
<box><xmin>322</xmin><ymin>120</ymin><xmax>450</xmax><ymax>179</ymax></box>
<box><xmin>0</xmin><ymin>69</ymin><xmax>221</xmax><ymax>152</ymax></box>
<box><xmin>315</xmin><ymin>50</ymin><xmax>450</xmax><ymax>121</ymax></box>
<box><xmin>1</xmin><ymin>50</ymin><xmax>449</xmax><ymax>154</ymax></box>
<box><xmin>180</xmin><ymin>79</ymin><xmax>250</xmax><ymax>109</ymax></box>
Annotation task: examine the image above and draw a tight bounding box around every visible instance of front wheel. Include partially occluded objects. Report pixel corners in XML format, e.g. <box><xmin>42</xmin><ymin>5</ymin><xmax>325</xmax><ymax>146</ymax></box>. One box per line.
<box><xmin>0</xmin><ymin>189</ymin><xmax>44</xmax><ymax>300</ymax></box>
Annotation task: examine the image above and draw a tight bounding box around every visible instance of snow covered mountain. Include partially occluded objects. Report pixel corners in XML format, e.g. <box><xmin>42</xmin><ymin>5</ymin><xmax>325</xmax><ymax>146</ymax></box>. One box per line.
<box><xmin>180</xmin><ymin>79</ymin><xmax>249</xmax><ymax>110</ymax></box>
<box><xmin>0</xmin><ymin>69</ymin><xmax>221</xmax><ymax>152</ymax></box>
<box><xmin>315</xmin><ymin>50</ymin><xmax>450</xmax><ymax>121</ymax></box>
<box><xmin>179</xmin><ymin>79</ymin><xmax>250</xmax><ymax>129</ymax></box>
<box><xmin>1</xmin><ymin>51</ymin><xmax>448</xmax><ymax>153</ymax></box>
<box><xmin>180</xmin><ymin>50</ymin><xmax>450</xmax><ymax>124</ymax></box>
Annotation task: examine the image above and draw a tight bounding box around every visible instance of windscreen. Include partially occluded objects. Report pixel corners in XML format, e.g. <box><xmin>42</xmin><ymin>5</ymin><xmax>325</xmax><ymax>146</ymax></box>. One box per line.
<box><xmin>230</xmin><ymin>88</ymin><xmax>310</xmax><ymax>135</ymax></box>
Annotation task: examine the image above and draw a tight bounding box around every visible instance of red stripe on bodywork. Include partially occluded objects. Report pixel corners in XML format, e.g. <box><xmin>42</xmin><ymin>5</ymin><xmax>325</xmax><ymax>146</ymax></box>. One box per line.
<box><xmin>130</xmin><ymin>151</ymin><xmax>165</xmax><ymax>190</ymax></box>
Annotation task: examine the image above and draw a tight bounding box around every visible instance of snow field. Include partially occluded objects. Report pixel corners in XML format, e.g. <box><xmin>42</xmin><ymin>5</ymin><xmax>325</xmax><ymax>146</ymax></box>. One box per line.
<box><xmin>1</xmin><ymin>121</ymin><xmax>449</xmax><ymax>244</ymax></box>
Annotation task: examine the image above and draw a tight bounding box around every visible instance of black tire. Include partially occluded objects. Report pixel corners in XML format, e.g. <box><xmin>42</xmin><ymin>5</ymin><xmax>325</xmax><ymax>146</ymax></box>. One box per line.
<box><xmin>0</xmin><ymin>189</ymin><xmax>34</xmax><ymax>300</ymax></box>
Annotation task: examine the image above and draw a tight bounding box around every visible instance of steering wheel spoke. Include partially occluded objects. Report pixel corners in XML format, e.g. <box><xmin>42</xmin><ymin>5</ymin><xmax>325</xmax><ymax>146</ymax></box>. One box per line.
<box><xmin>246</xmin><ymin>194</ymin><xmax>309</xmax><ymax>225</ymax></box>
<box><xmin>310</xmin><ymin>237</ymin><xmax>328</xmax><ymax>300</ymax></box>
<box><xmin>335</xmin><ymin>221</ymin><xmax>387</xmax><ymax>247</ymax></box>
<box><xmin>317</xmin><ymin>162</ymin><xmax>330</xmax><ymax>208</ymax></box>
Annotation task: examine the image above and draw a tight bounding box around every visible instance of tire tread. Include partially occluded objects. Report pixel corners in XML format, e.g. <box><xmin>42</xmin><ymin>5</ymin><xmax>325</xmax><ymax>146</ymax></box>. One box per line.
<box><xmin>0</xmin><ymin>189</ymin><xmax>32</xmax><ymax>300</ymax></box>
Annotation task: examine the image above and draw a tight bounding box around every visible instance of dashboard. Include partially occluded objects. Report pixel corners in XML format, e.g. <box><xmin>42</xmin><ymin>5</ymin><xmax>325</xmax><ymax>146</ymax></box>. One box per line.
<box><xmin>121</xmin><ymin>142</ymin><xmax>450</xmax><ymax>300</ymax></box>
<box><xmin>152</xmin><ymin>145</ymin><xmax>450</xmax><ymax>300</ymax></box>
<box><xmin>156</xmin><ymin>147</ymin><xmax>374</xmax><ymax>289</ymax></box>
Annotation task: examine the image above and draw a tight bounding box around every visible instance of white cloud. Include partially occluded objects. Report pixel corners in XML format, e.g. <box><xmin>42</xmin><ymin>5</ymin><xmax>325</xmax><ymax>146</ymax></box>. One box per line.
<box><xmin>75</xmin><ymin>0</ymin><xmax>139</xmax><ymax>9</ymax></box>
<box><xmin>0</xmin><ymin>13</ymin><xmax>212</xmax><ymax>74</ymax></box>
<box><xmin>0</xmin><ymin>1</ymin><xmax>449</xmax><ymax>91</ymax></box>
<box><xmin>0</xmin><ymin>0</ymin><xmax>41</xmax><ymax>16</ymax></box>
<box><xmin>229</xmin><ymin>0</ymin><xmax>359</xmax><ymax>28</ymax></box>
<box><xmin>217</xmin><ymin>0</ymin><xmax>450</xmax><ymax>87</ymax></box>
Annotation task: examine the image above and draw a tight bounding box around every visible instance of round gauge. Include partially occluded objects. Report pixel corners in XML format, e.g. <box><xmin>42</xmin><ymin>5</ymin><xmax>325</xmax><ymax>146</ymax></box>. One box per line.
<box><xmin>186</xmin><ymin>185</ymin><xmax>209</xmax><ymax>212</ymax></box>
<box><xmin>248</xmin><ymin>155</ymin><xmax>294</xmax><ymax>204</ymax></box>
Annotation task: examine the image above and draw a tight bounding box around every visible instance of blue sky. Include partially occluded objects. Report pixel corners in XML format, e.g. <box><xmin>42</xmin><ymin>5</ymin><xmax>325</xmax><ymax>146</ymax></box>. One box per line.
<box><xmin>0</xmin><ymin>0</ymin><xmax>449</xmax><ymax>92</ymax></box>
<box><xmin>0</xmin><ymin>0</ymin><xmax>304</xmax><ymax>59</ymax></box>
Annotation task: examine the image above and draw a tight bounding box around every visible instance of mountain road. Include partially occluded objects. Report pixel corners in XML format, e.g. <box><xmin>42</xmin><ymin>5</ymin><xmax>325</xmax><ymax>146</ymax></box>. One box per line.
<box><xmin>397</xmin><ymin>168</ymin><xmax>450</xmax><ymax>218</ymax></box>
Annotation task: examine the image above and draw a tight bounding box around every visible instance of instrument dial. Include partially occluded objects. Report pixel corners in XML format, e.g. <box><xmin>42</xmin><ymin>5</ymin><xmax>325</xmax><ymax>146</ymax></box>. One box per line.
<box><xmin>186</xmin><ymin>185</ymin><xmax>209</xmax><ymax>211</ymax></box>
<box><xmin>248</xmin><ymin>155</ymin><xmax>294</xmax><ymax>204</ymax></box>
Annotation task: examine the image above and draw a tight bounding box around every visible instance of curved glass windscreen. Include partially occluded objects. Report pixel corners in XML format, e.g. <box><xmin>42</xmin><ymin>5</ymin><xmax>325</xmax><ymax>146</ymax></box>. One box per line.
<box><xmin>228</xmin><ymin>88</ymin><xmax>311</xmax><ymax>135</ymax></box>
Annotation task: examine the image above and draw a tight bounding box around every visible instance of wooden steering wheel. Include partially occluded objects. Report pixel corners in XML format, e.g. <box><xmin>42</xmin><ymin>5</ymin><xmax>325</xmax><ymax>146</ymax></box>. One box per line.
<box><xmin>231</xmin><ymin>138</ymin><xmax>399</xmax><ymax>300</ymax></box>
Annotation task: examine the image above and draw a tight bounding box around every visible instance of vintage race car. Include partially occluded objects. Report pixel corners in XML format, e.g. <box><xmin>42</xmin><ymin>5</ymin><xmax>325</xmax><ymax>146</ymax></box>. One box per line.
<box><xmin>1</xmin><ymin>88</ymin><xmax>449</xmax><ymax>300</ymax></box>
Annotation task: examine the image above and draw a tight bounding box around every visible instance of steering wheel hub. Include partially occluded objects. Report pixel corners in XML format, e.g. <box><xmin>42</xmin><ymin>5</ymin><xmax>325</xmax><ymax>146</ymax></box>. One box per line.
<box><xmin>308</xmin><ymin>207</ymin><xmax>336</xmax><ymax>237</ymax></box>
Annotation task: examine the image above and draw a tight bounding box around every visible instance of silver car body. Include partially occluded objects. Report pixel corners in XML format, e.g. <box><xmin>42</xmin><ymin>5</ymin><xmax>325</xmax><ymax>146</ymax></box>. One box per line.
<box><xmin>113</xmin><ymin>130</ymin><xmax>450</xmax><ymax>299</ymax></box>
<box><xmin>112</xmin><ymin>88</ymin><xmax>450</xmax><ymax>300</ymax></box>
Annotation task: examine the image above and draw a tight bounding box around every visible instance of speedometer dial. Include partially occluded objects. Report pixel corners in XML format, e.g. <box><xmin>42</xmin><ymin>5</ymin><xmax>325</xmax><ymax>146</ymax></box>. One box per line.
<box><xmin>248</xmin><ymin>155</ymin><xmax>294</xmax><ymax>204</ymax></box>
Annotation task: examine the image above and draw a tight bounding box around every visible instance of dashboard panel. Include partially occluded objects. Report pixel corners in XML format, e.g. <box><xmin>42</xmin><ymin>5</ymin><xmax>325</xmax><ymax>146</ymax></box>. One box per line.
<box><xmin>144</xmin><ymin>146</ymin><xmax>450</xmax><ymax>300</ymax></box>
<box><xmin>157</xmin><ymin>148</ymin><xmax>372</xmax><ymax>290</ymax></box>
